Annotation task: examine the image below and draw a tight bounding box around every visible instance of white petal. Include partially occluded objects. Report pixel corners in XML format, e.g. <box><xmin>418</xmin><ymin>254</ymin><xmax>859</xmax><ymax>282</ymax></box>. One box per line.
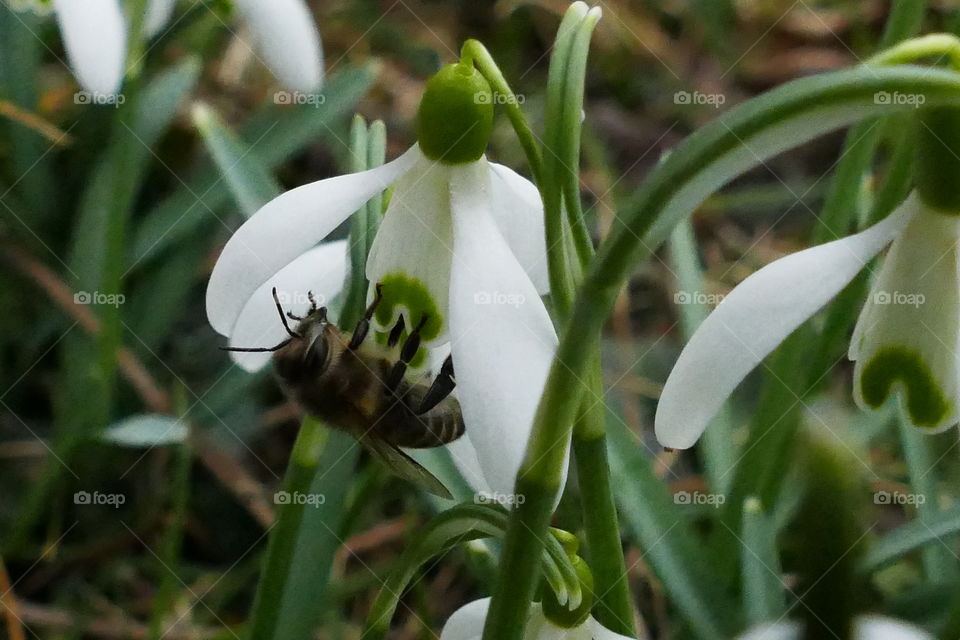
<box><xmin>852</xmin><ymin>197</ymin><xmax>960</xmax><ymax>432</ymax></box>
<box><xmin>227</xmin><ymin>241</ymin><xmax>347</xmax><ymax>371</ymax></box>
<box><xmin>737</xmin><ymin>617</ymin><xmax>933</xmax><ymax>640</ymax></box>
<box><xmin>489</xmin><ymin>162</ymin><xmax>550</xmax><ymax>294</ymax></box>
<box><xmin>206</xmin><ymin>146</ymin><xmax>418</xmax><ymax>336</ymax></box>
<box><xmin>440</xmin><ymin>598</ymin><xmax>490</xmax><ymax>640</ymax></box>
<box><xmin>447</xmin><ymin>162</ymin><xmax>565</xmax><ymax>502</ymax></box>
<box><xmin>655</xmin><ymin>201</ymin><xmax>913</xmax><ymax>449</ymax></box>
<box><xmin>232</xmin><ymin>0</ymin><xmax>323</xmax><ymax>93</ymax></box>
<box><xmin>855</xmin><ymin>615</ymin><xmax>933</xmax><ymax>640</ymax></box>
<box><xmin>366</xmin><ymin>152</ymin><xmax>454</xmax><ymax>344</ymax></box>
<box><xmin>738</xmin><ymin>621</ymin><xmax>800</xmax><ymax>640</ymax></box>
<box><xmin>53</xmin><ymin>0</ymin><xmax>127</xmax><ymax>96</ymax></box>
<box><xmin>586</xmin><ymin>616</ymin><xmax>638</xmax><ymax>640</ymax></box>
<box><xmin>144</xmin><ymin>0</ymin><xmax>177</xmax><ymax>38</ymax></box>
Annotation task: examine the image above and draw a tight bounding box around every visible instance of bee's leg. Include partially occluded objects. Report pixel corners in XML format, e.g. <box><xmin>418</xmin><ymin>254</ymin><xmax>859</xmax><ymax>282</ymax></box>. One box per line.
<box><xmin>386</xmin><ymin>315</ymin><xmax>428</xmax><ymax>393</ymax></box>
<box><xmin>417</xmin><ymin>355</ymin><xmax>455</xmax><ymax>414</ymax></box>
<box><xmin>348</xmin><ymin>283</ymin><xmax>383</xmax><ymax>350</ymax></box>
<box><xmin>387</xmin><ymin>315</ymin><xmax>405</xmax><ymax>348</ymax></box>
<box><xmin>286</xmin><ymin>311</ymin><xmax>303</xmax><ymax>322</ymax></box>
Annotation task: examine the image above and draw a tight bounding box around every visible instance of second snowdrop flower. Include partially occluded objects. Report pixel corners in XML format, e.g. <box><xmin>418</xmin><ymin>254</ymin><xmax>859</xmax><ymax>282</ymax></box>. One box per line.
<box><xmin>656</xmin><ymin>105</ymin><xmax>960</xmax><ymax>449</ymax></box>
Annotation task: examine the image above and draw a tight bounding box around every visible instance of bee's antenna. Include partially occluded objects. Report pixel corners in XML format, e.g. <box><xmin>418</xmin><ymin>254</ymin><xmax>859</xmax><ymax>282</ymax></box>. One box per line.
<box><xmin>272</xmin><ymin>287</ymin><xmax>301</xmax><ymax>338</ymax></box>
<box><xmin>221</xmin><ymin>338</ymin><xmax>293</xmax><ymax>353</ymax></box>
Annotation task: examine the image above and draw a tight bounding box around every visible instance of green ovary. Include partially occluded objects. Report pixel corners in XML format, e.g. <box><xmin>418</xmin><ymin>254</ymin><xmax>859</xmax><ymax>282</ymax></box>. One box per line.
<box><xmin>859</xmin><ymin>346</ymin><xmax>952</xmax><ymax>429</ymax></box>
<box><xmin>374</xmin><ymin>273</ymin><xmax>444</xmax><ymax>344</ymax></box>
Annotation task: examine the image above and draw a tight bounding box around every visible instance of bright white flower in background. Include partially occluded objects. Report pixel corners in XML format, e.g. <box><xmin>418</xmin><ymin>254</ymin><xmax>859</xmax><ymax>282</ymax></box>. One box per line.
<box><xmin>738</xmin><ymin>615</ymin><xmax>933</xmax><ymax>640</ymax></box>
<box><xmin>206</xmin><ymin>62</ymin><xmax>560</xmax><ymax>501</ymax></box>
<box><xmin>43</xmin><ymin>0</ymin><xmax>323</xmax><ymax>97</ymax></box>
<box><xmin>656</xmin><ymin>188</ymin><xmax>960</xmax><ymax>450</ymax></box>
<box><xmin>440</xmin><ymin>598</ymin><xmax>634</xmax><ymax>640</ymax></box>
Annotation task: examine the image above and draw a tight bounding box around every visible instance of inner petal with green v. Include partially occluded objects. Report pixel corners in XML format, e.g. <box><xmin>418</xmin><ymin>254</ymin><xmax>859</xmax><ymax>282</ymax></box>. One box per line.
<box><xmin>366</xmin><ymin>151</ymin><xmax>453</xmax><ymax>344</ymax></box>
<box><xmin>851</xmin><ymin>199</ymin><xmax>960</xmax><ymax>433</ymax></box>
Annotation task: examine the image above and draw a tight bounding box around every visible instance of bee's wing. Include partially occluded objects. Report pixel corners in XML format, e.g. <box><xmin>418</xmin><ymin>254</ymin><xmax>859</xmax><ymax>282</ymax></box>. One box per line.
<box><xmin>359</xmin><ymin>434</ymin><xmax>453</xmax><ymax>499</ymax></box>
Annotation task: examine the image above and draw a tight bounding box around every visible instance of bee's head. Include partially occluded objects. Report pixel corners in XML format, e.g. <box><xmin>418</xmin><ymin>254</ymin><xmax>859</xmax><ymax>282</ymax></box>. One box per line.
<box><xmin>222</xmin><ymin>288</ymin><xmax>340</xmax><ymax>383</ymax></box>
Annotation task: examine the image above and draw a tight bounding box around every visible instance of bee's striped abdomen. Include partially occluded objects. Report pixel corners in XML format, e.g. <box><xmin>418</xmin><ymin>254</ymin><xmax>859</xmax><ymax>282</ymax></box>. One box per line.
<box><xmin>377</xmin><ymin>385</ymin><xmax>464</xmax><ymax>448</ymax></box>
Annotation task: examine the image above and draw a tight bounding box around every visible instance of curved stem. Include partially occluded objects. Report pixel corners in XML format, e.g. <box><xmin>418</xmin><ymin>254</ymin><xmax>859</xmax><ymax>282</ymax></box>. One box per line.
<box><xmin>868</xmin><ymin>33</ymin><xmax>960</xmax><ymax>69</ymax></box>
<box><xmin>461</xmin><ymin>39</ymin><xmax>544</xmax><ymax>187</ymax></box>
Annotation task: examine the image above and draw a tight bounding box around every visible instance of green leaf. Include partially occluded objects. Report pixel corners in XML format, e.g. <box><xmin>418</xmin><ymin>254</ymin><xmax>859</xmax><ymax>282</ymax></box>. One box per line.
<box><xmin>740</xmin><ymin>497</ymin><xmax>785</xmax><ymax>625</ymax></box>
<box><xmin>606</xmin><ymin>417</ymin><xmax>738</xmax><ymax>638</ymax></box>
<box><xmin>862</xmin><ymin>506</ymin><xmax>960</xmax><ymax>572</ymax></box>
<box><xmin>128</xmin><ymin>65</ymin><xmax>376</xmax><ymax>271</ymax></box>
<box><xmin>191</xmin><ymin>103</ymin><xmax>281</xmax><ymax>217</ymax></box>
<box><xmin>102</xmin><ymin>414</ymin><xmax>187</xmax><ymax>447</ymax></box>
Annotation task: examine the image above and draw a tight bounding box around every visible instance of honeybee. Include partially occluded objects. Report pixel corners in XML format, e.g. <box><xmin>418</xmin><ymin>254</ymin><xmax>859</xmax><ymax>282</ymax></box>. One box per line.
<box><xmin>225</xmin><ymin>285</ymin><xmax>463</xmax><ymax>498</ymax></box>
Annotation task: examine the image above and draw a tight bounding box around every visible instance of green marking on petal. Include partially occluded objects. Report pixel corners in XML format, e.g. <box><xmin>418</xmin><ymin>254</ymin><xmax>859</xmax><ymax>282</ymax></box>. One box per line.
<box><xmin>374</xmin><ymin>273</ymin><xmax>444</xmax><ymax>342</ymax></box>
<box><xmin>859</xmin><ymin>346</ymin><xmax>952</xmax><ymax>429</ymax></box>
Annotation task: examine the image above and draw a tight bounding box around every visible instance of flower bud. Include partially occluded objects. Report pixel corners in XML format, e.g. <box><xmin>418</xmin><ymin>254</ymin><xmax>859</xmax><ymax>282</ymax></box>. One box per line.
<box><xmin>541</xmin><ymin>555</ymin><xmax>594</xmax><ymax>629</ymax></box>
<box><xmin>416</xmin><ymin>62</ymin><xmax>493</xmax><ymax>164</ymax></box>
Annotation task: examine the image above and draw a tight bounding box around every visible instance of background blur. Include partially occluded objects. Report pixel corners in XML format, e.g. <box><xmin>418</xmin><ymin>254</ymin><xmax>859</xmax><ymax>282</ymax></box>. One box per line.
<box><xmin>1</xmin><ymin>1</ymin><xmax>959</xmax><ymax>638</ymax></box>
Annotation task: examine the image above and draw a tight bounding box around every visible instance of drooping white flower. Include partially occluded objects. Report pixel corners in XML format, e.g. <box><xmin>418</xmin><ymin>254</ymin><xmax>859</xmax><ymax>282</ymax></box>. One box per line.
<box><xmin>206</xmin><ymin>61</ymin><xmax>561</xmax><ymax>501</ymax></box>
<box><xmin>440</xmin><ymin>598</ymin><xmax>634</xmax><ymax>640</ymax></box>
<box><xmin>47</xmin><ymin>0</ymin><xmax>323</xmax><ymax>97</ymax></box>
<box><xmin>655</xmin><ymin>189</ymin><xmax>960</xmax><ymax>449</ymax></box>
<box><xmin>52</xmin><ymin>0</ymin><xmax>127</xmax><ymax>97</ymax></box>
<box><xmin>738</xmin><ymin>615</ymin><xmax>933</xmax><ymax>640</ymax></box>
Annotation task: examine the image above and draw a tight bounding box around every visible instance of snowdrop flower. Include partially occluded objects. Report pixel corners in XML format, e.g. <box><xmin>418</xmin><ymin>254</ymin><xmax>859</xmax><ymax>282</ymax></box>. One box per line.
<box><xmin>440</xmin><ymin>599</ymin><xmax>634</xmax><ymax>640</ymax></box>
<box><xmin>206</xmin><ymin>61</ymin><xmax>559</xmax><ymax>500</ymax></box>
<box><xmin>656</xmin><ymin>106</ymin><xmax>960</xmax><ymax>449</ymax></box>
<box><xmin>738</xmin><ymin>615</ymin><xmax>932</xmax><ymax>640</ymax></box>
<box><xmin>48</xmin><ymin>0</ymin><xmax>322</xmax><ymax>97</ymax></box>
